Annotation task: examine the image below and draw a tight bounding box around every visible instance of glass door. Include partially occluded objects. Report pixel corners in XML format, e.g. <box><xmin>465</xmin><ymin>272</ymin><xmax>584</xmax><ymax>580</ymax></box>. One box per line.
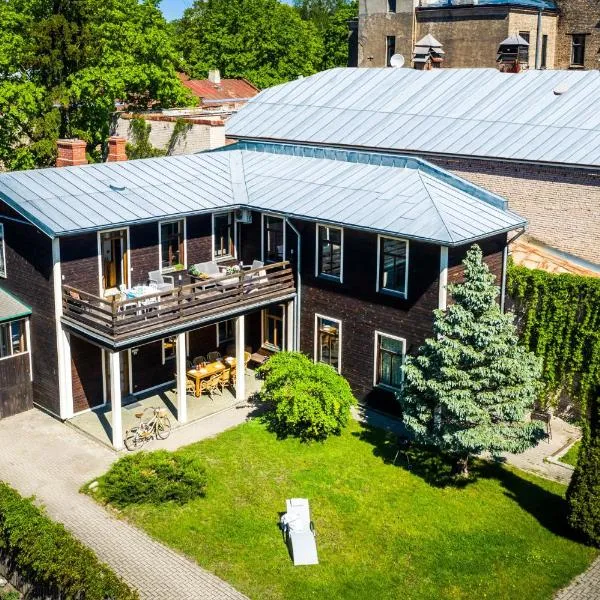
<box><xmin>100</xmin><ymin>229</ymin><xmax>128</xmax><ymax>293</ymax></box>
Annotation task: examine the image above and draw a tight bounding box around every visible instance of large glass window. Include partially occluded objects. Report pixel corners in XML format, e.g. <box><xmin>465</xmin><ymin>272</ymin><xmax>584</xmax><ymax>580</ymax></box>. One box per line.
<box><xmin>315</xmin><ymin>315</ymin><xmax>341</xmax><ymax>372</ymax></box>
<box><xmin>160</xmin><ymin>220</ymin><xmax>184</xmax><ymax>271</ymax></box>
<box><xmin>571</xmin><ymin>34</ymin><xmax>586</xmax><ymax>66</ymax></box>
<box><xmin>375</xmin><ymin>332</ymin><xmax>405</xmax><ymax>391</ymax></box>
<box><xmin>378</xmin><ymin>236</ymin><xmax>408</xmax><ymax>297</ymax></box>
<box><xmin>0</xmin><ymin>319</ymin><xmax>27</xmax><ymax>359</ymax></box>
<box><xmin>263</xmin><ymin>215</ymin><xmax>284</xmax><ymax>263</ymax></box>
<box><xmin>263</xmin><ymin>305</ymin><xmax>284</xmax><ymax>350</ymax></box>
<box><xmin>317</xmin><ymin>225</ymin><xmax>342</xmax><ymax>281</ymax></box>
<box><xmin>213</xmin><ymin>212</ymin><xmax>235</xmax><ymax>259</ymax></box>
<box><xmin>0</xmin><ymin>223</ymin><xmax>5</xmax><ymax>278</ymax></box>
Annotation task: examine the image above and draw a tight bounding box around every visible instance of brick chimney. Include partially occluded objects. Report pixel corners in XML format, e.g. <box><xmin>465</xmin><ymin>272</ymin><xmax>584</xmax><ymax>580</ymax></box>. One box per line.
<box><xmin>56</xmin><ymin>139</ymin><xmax>87</xmax><ymax>168</ymax></box>
<box><xmin>208</xmin><ymin>69</ymin><xmax>221</xmax><ymax>85</ymax></box>
<box><xmin>107</xmin><ymin>136</ymin><xmax>128</xmax><ymax>162</ymax></box>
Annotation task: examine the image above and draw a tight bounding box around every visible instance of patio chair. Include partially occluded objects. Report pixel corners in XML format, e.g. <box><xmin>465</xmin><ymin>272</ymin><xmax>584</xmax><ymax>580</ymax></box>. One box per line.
<box><xmin>217</xmin><ymin>368</ymin><xmax>231</xmax><ymax>392</ymax></box>
<box><xmin>207</xmin><ymin>351</ymin><xmax>221</xmax><ymax>362</ymax></box>
<box><xmin>193</xmin><ymin>261</ymin><xmax>220</xmax><ymax>277</ymax></box>
<box><xmin>186</xmin><ymin>359</ymin><xmax>193</xmax><ymax>370</ymax></box>
<box><xmin>230</xmin><ymin>366</ymin><xmax>237</xmax><ymax>386</ymax></box>
<box><xmin>279</xmin><ymin>498</ymin><xmax>318</xmax><ymax>566</ymax></box>
<box><xmin>186</xmin><ymin>378</ymin><xmax>196</xmax><ymax>397</ymax></box>
<box><xmin>192</xmin><ymin>356</ymin><xmax>206</xmax><ymax>367</ymax></box>
<box><xmin>200</xmin><ymin>373</ymin><xmax>221</xmax><ymax>399</ymax></box>
<box><xmin>147</xmin><ymin>270</ymin><xmax>175</xmax><ymax>292</ymax></box>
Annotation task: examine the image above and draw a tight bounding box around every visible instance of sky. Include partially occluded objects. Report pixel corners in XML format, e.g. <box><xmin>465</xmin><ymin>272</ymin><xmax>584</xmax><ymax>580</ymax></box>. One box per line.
<box><xmin>160</xmin><ymin>0</ymin><xmax>294</xmax><ymax>22</ymax></box>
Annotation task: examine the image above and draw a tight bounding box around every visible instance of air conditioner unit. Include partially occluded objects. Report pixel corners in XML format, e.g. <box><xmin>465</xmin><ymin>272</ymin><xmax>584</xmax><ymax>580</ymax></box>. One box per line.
<box><xmin>235</xmin><ymin>208</ymin><xmax>252</xmax><ymax>224</ymax></box>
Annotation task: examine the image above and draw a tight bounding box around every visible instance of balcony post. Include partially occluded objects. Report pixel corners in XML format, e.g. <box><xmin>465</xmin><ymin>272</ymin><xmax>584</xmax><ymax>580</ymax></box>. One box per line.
<box><xmin>286</xmin><ymin>299</ymin><xmax>295</xmax><ymax>351</ymax></box>
<box><xmin>176</xmin><ymin>331</ymin><xmax>188</xmax><ymax>423</ymax></box>
<box><xmin>235</xmin><ymin>314</ymin><xmax>245</xmax><ymax>402</ymax></box>
<box><xmin>109</xmin><ymin>350</ymin><xmax>123</xmax><ymax>450</ymax></box>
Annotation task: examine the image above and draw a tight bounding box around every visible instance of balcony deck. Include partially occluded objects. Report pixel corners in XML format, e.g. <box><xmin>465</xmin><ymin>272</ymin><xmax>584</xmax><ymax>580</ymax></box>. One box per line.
<box><xmin>62</xmin><ymin>261</ymin><xmax>295</xmax><ymax>349</ymax></box>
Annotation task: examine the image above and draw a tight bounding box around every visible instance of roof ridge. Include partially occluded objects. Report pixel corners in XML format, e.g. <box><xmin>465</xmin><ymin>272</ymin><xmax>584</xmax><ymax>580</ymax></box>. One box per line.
<box><xmin>415</xmin><ymin>168</ymin><xmax>456</xmax><ymax>244</ymax></box>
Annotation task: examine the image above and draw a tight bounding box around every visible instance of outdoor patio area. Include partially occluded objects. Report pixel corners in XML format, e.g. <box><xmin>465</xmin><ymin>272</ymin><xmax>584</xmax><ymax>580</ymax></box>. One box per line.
<box><xmin>68</xmin><ymin>371</ymin><xmax>262</xmax><ymax>449</ymax></box>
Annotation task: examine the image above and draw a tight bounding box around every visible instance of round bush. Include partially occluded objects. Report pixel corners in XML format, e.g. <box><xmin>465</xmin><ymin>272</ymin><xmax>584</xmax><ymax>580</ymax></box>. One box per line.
<box><xmin>257</xmin><ymin>351</ymin><xmax>356</xmax><ymax>441</ymax></box>
<box><xmin>98</xmin><ymin>450</ymin><xmax>207</xmax><ymax>507</ymax></box>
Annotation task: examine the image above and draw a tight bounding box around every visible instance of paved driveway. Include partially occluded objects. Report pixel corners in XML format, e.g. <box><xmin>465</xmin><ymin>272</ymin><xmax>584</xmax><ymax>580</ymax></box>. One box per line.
<box><xmin>0</xmin><ymin>408</ymin><xmax>251</xmax><ymax>600</ymax></box>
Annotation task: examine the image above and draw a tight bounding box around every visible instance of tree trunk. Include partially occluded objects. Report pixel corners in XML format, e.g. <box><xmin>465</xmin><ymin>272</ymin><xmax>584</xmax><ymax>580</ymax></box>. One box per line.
<box><xmin>454</xmin><ymin>454</ymin><xmax>469</xmax><ymax>478</ymax></box>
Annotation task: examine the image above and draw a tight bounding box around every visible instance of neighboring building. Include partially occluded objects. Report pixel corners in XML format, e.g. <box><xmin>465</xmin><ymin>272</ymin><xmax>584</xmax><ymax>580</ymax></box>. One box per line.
<box><xmin>179</xmin><ymin>71</ymin><xmax>260</xmax><ymax>111</ymax></box>
<box><xmin>227</xmin><ymin>67</ymin><xmax>600</xmax><ymax>270</ymax></box>
<box><xmin>0</xmin><ymin>134</ymin><xmax>524</xmax><ymax>439</ymax></box>
<box><xmin>353</xmin><ymin>0</ymin><xmax>598</xmax><ymax>71</ymax></box>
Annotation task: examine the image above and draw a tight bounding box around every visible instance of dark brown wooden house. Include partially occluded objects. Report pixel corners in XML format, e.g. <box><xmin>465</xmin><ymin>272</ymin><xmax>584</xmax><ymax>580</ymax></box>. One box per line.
<box><xmin>0</xmin><ymin>140</ymin><xmax>525</xmax><ymax>447</ymax></box>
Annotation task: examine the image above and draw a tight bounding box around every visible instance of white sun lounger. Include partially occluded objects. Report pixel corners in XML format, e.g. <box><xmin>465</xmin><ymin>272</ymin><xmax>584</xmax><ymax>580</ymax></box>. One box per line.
<box><xmin>280</xmin><ymin>498</ymin><xmax>318</xmax><ymax>566</ymax></box>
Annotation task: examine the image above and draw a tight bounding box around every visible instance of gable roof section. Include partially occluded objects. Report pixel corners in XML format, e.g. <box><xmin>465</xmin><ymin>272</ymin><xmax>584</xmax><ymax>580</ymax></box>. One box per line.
<box><xmin>0</xmin><ymin>288</ymin><xmax>31</xmax><ymax>323</ymax></box>
<box><xmin>0</xmin><ymin>142</ymin><xmax>525</xmax><ymax>246</ymax></box>
<box><xmin>226</xmin><ymin>68</ymin><xmax>600</xmax><ymax>168</ymax></box>
<box><xmin>180</xmin><ymin>76</ymin><xmax>259</xmax><ymax>103</ymax></box>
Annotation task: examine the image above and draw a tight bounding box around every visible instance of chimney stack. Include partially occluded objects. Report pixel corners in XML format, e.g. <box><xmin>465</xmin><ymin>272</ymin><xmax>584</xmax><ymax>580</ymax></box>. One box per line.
<box><xmin>56</xmin><ymin>139</ymin><xmax>87</xmax><ymax>168</ymax></box>
<box><xmin>107</xmin><ymin>136</ymin><xmax>128</xmax><ymax>162</ymax></box>
<box><xmin>208</xmin><ymin>69</ymin><xmax>221</xmax><ymax>85</ymax></box>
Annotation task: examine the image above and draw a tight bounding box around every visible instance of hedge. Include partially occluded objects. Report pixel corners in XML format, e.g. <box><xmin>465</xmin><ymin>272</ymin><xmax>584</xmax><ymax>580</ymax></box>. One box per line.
<box><xmin>0</xmin><ymin>482</ymin><xmax>138</xmax><ymax>600</ymax></box>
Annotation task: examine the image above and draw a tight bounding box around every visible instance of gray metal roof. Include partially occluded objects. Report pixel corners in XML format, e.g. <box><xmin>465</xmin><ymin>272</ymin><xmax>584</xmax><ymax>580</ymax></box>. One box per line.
<box><xmin>226</xmin><ymin>68</ymin><xmax>600</xmax><ymax>168</ymax></box>
<box><xmin>0</xmin><ymin>141</ymin><xmax>525</xmax><ymax>245</ymax></box>
<box><xmin>0</xmin><ymin>288</ymin><xmax>31</xmax><ymax>323</ymax></box>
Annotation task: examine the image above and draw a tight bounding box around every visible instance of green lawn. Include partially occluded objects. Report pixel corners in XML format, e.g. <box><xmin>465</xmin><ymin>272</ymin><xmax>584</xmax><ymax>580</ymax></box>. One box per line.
<box><xmin>102</xmin><ymin>420</ymin><xmax>596</xmax><ymax>600</ymax></box>
<box><xmin>560</xmin><ymin>441</ymin><xmax>581</xmax><ymax>467</ymax></box>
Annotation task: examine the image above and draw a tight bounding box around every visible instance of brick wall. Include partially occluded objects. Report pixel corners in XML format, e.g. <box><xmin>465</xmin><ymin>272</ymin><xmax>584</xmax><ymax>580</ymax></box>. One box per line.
<box><xmin>507</xmin><ymin>11</ymin><xmax>558</xmax><ymax>68</ymax></box>
<box><xmin>555</xmin><ymin>0</ymin><xmax>600</xmax><ymax>70</ymax></box>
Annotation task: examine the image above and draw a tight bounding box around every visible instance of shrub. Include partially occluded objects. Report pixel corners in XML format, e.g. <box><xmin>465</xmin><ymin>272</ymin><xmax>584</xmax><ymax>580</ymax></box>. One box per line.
<box><xmin>0</xmin><ymin>482</ymin><xmax>138</xmax><ymax>600</ymax></box>
<box><xmin>98</xmin><ymin>450</ymin><xmax>207</xmax><ymax>507</ymax></box>
<box><xmin>257</xmin><ymin>351</ymin><xmax>356</xmax><ymax>441</ymax></box>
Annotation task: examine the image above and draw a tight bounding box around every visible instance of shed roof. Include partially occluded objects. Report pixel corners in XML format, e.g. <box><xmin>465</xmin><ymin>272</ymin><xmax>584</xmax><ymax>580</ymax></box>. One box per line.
<box><xmin>226</xmin><ymin>68</ymin><xmax>600</xmax><ymax>168</ymax></box>
<box><xmin>0</xmin><ymin>288</ymin><xmax>31</xmax><ymax>323</ymax></box>
<box><xmin>0</xmin><ymin>142</ymin><xmax>525</xmax><ymax>245</ymax></box>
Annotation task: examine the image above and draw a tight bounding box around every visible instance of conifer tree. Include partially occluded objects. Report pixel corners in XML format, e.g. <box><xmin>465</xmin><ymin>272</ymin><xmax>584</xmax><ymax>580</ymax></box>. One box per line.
<box><xmin>400</xmin><ymin>245</ymin><xmax>545</xmax><ymax>476</ymax></box>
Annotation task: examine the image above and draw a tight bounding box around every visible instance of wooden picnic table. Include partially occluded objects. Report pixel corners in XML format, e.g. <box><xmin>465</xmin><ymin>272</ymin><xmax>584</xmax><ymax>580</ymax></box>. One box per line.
<box><xmin>187</xmin><ymin>358</ymin><xmax>237</xmax><ymax>397</ymax></box>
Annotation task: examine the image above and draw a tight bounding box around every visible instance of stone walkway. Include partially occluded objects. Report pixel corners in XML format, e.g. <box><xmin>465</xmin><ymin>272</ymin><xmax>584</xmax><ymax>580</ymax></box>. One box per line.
<box><xmin>0</xmin><ymin>407</ymin><xmax>253</xmax><ymax>600</ymax></box>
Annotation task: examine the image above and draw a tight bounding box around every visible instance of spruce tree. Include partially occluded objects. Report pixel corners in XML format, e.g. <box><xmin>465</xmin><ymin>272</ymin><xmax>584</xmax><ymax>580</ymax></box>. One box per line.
<box><xmin>567</xmin><ymin>396</ymin><xmax>600</xmax><ymax>546</ymax></box>
<box><xmin>400</xmin><ymin>245</ymin><xmax>545</xmax><ymax>476</ymax></box>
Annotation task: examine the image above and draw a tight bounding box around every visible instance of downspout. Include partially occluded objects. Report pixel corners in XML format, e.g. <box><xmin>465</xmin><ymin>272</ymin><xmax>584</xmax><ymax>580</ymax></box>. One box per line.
<box><xmin>285</xmin><ymin>218</ymin><xmax>301</xmax><ymax>351</ymax></box>
<box><xmin>535</xmin><ymin>9</ymin><xmax>543</xmax><ymax>69</ymax></box>
<box><xmin>502</xmin><ymin>227</ymin><xmax>527</xmax><ymax>313</ymax></box>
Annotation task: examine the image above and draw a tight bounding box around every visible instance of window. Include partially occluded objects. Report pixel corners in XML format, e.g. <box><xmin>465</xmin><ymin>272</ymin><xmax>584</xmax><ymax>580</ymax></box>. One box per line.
<box><xmin>263</xmin><ymin>305</ymin><xmax>284</xmax><ymax>350</ymax></box>
<box><xmin>316</xmin><ymin>225</ymin><xmax>343</xmax><ymax>281</ymax></box>
<box><xmin>387</xmin><ymin>0</ymin><xmax>396</xmax><ymax>12</ymax></box>
<box><xmin>541</xmin><ymin>34</ymin><xmax>548</xmax><ymax>69</ymax></box>
<box><xmin>0</xmin><ymin>223</ymin><xmax>5</xmax><ymax>278</ymax></box>
<box><xmin>217</xmin><ymin>319</ymin><xmax>235</xmax><ymax>345</ymax></box>
<box><xmin>262</xmin><ymin>215</ymin><xmax>284</xmax><ymax>263</ymax></box>
<box><xmin>0</xmin><ymin>319</ymin><xmax>27</xmax><ymax>359</ymax></box>
<box><xmin>571</xmin><ymin>34</ymin><xmax>586</xmax><ymax>67</ymax></box>
<box><xmin>162</xmin><ymin>336</ymin><xmax>176</xmax><ymax>363</ymax></box>
<box><xmin>377</xmin><ymin>236</ymin><xmax>409</xmax><ymax>297</ymax></box>
<box><xmin>213</xmin><ymin>211</ymin><xmax>235</xmax><ymax>259</ymax></box>
<box><xmin>315</xmin><ymin>315</ymin><xmax>341</xmax><ymax>372</ymax></box>
<box><xmin>386</xmin><ymin>36</ymin><xmax>396</xmax><ymax>67</ymax></box>
<box><xmin>374</xmin><ymin>332</ymin><xmax>405</xmax><ymax>391</ymax></box>
<box><xmin>518</xmin><ymin>31</ymin><xmax>530</xmax><ymax>64</ymax></box>
<box><xmin>160</xmin><ymin>220</ymin><xmax>184</xmax><ymax>271</ymax></box>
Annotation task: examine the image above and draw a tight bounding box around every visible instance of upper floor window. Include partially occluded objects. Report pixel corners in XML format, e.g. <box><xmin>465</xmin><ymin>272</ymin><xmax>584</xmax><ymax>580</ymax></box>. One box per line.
<box><xmin>374</xmin><ymin>332</ymin><xmax>405</xmax><ymax>391</ymax></box>
<box><xmin>316</xmin><ymin>225</ymin><xmax>343</xmax><ymax>281</ymax></box>
<box><xmin>377</xmin><ymin>236</ymin><xmax>408</xmax><ymax>298</ymax></box>
<box><xmin>0</xmin><ymin>318</ymin><xmax>27</xmax><ymax>359</ymax></box>
<box><xmin>263</xmin><ymin>215</ymin><xmax>284</xmax><ymax>263</ymax></box>
<box><xmin>387</xmin><ymin>0</ymin><xmax>396</xmax><ymax>12</ymax></box>
<box><xmin>213</xmin><ymin>211</ymin><xmax>235</xmax><ymax>260</ymax></box>
<box><xmin>571</xmin><ymin>34</ymin><xmax>586</xmax><ymax>67</ymax></box>
<box><xmin>160</xmin><ymin>220</ymin><xmax>185</xmax><ymax>271</ymax></box>
<box><xmin>0</xmin><ymin>223</ymin><xmax>6</xmax><ymax>278</ymax></box>
<box><xmin>386</xmin><ymin>36</ymin><xmax>396</xmax><ymax>67</ymax></box>
<box><xmin>315</xmin><ymin>315</ymin><xmax>341</xmax><ymax>373</ymax></box>
<box><xmin>541</xmin><ymin>34</ymin><xmax>548</xmax><ymax>69</ymax></box>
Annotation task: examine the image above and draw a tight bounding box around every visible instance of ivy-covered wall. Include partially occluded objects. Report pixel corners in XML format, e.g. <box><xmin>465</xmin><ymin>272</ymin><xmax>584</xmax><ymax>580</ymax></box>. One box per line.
<box><xmin>507</xmin><ymin>262</ymin><xmax>600</xmax><ymax>416</ymax></box>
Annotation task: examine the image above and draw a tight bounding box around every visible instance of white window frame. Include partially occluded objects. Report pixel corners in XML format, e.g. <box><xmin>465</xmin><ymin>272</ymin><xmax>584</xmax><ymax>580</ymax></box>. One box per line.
<box><xmin>373</xmin><ymin>330</ymin><xmax>406</xmax><ymax>392</ymax></box>
<box><xmin>313</xmin><ymin>313</ymin><xmax>342</xmax><ymax>374</ymax></box>
<box><xmin>158</xmin><ymin>218</ymin><xmax>187</xmax><ymax>273</ymax></box>
<box><xmin>261</xmin><ymin>213</ymin><xmax>286</xmax><ymax>263</ymax></box>
<box><xmin>261</xmin><ymin>304</ymin><xmax>286</xmax><ymax>351</ymax></box>
<box><xmin>212</xmin><ymin>211</ymin><xmax>237</xmax><ymax>262</ymax></box>
<box><xmin>161</xmin><ymin>333</ymin><xmax>189</xmax><ymax>365</ymax></box>
<box><xmin>0</xmin><ymin>223</ymin><xmax>6</xmax><ymax>278</ymax></box>
<box><xmin>315</xmin><ymin>224</ymin><xmax>344</xmax><ymax>283</ymax></box>
<box><xmin>97</xmin><ymin>226</ymin><xmax>131</xmax><ymax>295</ymax></box>
<box><xmin>376</xmin><ymin>235</ymin><xmax>409</xmax><ymax>299</ymax></box>
<box><xmin>0</xmin><ymin>318</ymin><xmax>30</xmax><ymax>362</ymax></box>
<box><xmin>216</xmin><ymin>319</ymin><xmax>235</xmax><ymax>346</ymax></box>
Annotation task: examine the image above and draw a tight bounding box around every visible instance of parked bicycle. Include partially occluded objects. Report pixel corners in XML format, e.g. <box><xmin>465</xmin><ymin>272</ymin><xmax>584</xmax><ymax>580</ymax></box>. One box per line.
<box><xmin>124</xmin><ymin>407</ymin><xmax>172</xmax><ymax>451</ymax></box>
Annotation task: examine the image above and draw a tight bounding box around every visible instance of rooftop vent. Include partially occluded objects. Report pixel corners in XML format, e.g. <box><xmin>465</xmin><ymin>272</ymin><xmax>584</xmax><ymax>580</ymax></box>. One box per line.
<box><xmin>497</xmin><ymin>34</ymin><xmax>530</xmax><ymax>73</ymax></box>
<box><xmin>109</xmin><ymin>183</ymin><xmax>127</xmax><ymax>192</ymax></box>
<box><xmin>553</xmin><ymin>82</ymin><xmax>570</xmax><ymax>95</ymax></box>
<box><xmin>412</xmin><ymin>34</ymin><xmax>444</xmax><ymax>70</ymax></box>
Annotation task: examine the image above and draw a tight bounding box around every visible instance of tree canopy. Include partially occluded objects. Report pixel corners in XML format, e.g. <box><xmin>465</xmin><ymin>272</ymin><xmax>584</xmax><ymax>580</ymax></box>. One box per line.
<box><xmin>399</xmin><ymin>245</ymin><xmax>545</xmax><ymax>476</ymax></box>
<box><xmin>0</xmin><ymin>0</ymin><xmax>191</xmax><ymax>170</ymax></box>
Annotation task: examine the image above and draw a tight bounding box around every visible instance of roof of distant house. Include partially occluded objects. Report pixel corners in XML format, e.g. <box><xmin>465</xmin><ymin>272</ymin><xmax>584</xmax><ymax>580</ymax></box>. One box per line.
<box><xmin>418</xmin><ymin>0</ymin><xmax>557</xmax><ymax>10</ymax></box>
<box><xmin>226</xmin><ymin>68</ymin><xmax>600</xmax><ymax>168</ymax></box>
<box><xmin>179</xmin><ymin>74</ymin><xmax>260</xmax><ymax>104</ymax></box>
<box><xmin>0</xmin><ymin>141</ymin><xmax>525</xmax><ymax>245</ymax></box>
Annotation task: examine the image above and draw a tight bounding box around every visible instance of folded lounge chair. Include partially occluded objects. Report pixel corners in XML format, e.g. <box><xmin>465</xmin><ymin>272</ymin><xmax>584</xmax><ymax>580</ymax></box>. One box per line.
<box><xmin>279</xmin><ymin>498</ymin><xmax>318</xmax><ymax>566</ymax></box>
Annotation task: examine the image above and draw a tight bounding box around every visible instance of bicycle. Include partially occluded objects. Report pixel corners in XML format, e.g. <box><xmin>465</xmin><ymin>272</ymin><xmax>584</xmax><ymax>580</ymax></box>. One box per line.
<box><xmin>124</xmin><ymin>407</ymin><xmax>172</xmax><ymax>451</ymax></box>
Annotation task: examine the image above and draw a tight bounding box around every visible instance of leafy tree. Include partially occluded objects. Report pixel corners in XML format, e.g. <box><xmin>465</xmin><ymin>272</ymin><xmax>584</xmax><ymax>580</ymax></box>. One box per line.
<box><xmin>567</xmin><ymin>396</ymin><xmax>600</xmax><ymax>546</ymax></box>
<box><xmin>257</xmin><ymin>351</ymin><xmax>356</xmax><ymax>441</ymax></box>
<box><xmin>0</xmin><ymin>0</ymin><xmax>192</xmax><ymax>170</ymax></box>
<box><xmin>175</xmin><ymin>0</ymin><xmax>324</xmax><ymax>89</ymax></box>
<box><xmin>399</xmin><ymin>245</ymin><xmax>545</xmax><ymax>476</ymax></box>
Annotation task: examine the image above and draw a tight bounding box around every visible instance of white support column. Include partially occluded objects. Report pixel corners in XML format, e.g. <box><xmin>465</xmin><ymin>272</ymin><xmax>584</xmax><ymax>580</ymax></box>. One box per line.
<box><xmin>61</xmin><ymin>331</ymin><xmax>73</xmax><ymax>419</ymax></box>
<box><xmin>235</xmin><ymin>315</ymin><xmax>246</xmax><ymax>402</ymax></box>
<box><xmin>109</xmin><ymin>350</ymin><xmax>123</xmax><ymax>451</ymax></box>
<box><xmin>439</xmin><ymin>246</ymin><xmax>449</xmax><ymax>310</ymax></box>
<box><xmin>176</xmin><ymin>331</ymin><xmax>187</xmax><ymax>424</ymax></box>
<box><xmin>286</xmin><ymin>300</ymin><xmax>295</xmax><ymax>351</ymax></box>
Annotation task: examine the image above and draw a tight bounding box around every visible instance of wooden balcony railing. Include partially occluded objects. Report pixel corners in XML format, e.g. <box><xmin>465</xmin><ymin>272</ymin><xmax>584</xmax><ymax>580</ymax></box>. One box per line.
<box><xmin>62</xmin><ymin>262</ymin><xmax>295</xmax><ymax>345</ymax></box>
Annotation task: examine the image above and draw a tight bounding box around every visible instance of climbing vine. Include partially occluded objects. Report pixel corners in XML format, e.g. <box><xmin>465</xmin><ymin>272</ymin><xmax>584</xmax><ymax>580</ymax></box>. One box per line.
<box><xmin>166</xmin><ymin>117</ymin><xmax>192</xmax><ymax>155</ymax></box>
<box><xmin>125</xmin><ymin>118</ymin><xmax>166</xmax><ymax>159</ymax></box>
<box><xmin>507</xmin><ymin>262</ymin><xmax>600</xmax><ymax>415</ymax></box>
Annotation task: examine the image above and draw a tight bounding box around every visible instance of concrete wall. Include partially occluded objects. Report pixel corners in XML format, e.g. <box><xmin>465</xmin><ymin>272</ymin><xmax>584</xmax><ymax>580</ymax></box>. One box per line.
<box><xmin>555</xmin><ymin>0</ymin><xmax>600</xmax><ymax>70</ymax></box>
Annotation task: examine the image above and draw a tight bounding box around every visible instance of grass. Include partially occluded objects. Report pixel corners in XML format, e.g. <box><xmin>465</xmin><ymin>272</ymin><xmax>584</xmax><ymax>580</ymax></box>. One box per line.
<box><xmin>97</xmin><ymin>420</ymin><xmax>597</xmax><ymax>600</ymax></box>
<box><xmin>560</xmin><ymin>441</ymin><xmax>581</xmax><ymax>467</ymax></box>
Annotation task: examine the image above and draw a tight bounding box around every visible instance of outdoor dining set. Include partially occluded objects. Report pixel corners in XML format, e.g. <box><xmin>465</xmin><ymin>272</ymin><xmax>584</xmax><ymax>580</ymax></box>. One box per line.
<box><xmin>185</xmin><ymin>351</ymin><xmax>252</xmax><ymax>399</ymax></box>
